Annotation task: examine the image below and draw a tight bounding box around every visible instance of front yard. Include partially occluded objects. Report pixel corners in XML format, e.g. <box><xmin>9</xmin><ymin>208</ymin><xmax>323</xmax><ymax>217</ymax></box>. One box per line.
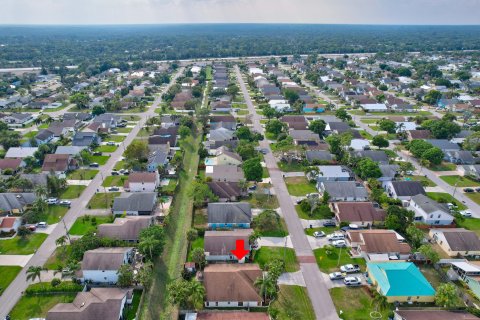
<box><xmin>440</xmin><ymin>175</ymin><xmax>480</xmax><ymax>187</ymax></box>
<box><xmin>457</xmin><ymin>218</ymin><xmax>480</xmax><ymax>237</ymax></box>
<box><xmin>466</xmin><ymin>193</ymin><xmax>480</xmax><ymax>205</ymax></box>
<box><xmin>39</xmin><ymin>205</ymin><xmax>69</xmax><ymax>224</ymax></box>
<box><xmin>270</xmin><ymin>285</ymin><xmax>315</xmax><ymax>320</ymax></box>
<box><xmin>102</xmin><ymin>175</ymin><xmax>128</xmax><ymax>187</ymax></box>
<box><xmin>94</xmin><ymin>145</ymin><xmax>118</xmax><ymax>153</ymax></box>
<box><xmin>246</xmin><ymin>193</ymin><xmax>279</xmax><ymax>210</ymax></box>
<box><xmin>91</xmin><ymin>155</ymin><xmax>110</xmax><ymax>165</ymax></box>
<box><xmin>284</xmin><ymin>176</ymin><xmax>317</xmax><ymax>196</ymax></box>
<box><xmin>0</xmin><ymin>233</ymin><xmax>48</xmax><ymax>255</ymax></box>
<box><xmin>69</xmin><ymin>215</ymin><xmax>114</xmax><ymax>235</ymax></box>
<box><xmin>253</xmin><ymin>247</ymin><xmax>298</xmax><ymax>272</ymax></box>
<box><xmin>277</xmin><ymin>161</ymin><xmax>307</xmax><ymax>172</ymax></box>
<box><xmin>429</xmin><ymin>162</ymin><xmax>457</xmax><ymax>171</ymax></box>
<box><xmin>330</xmin><ymin>287</ymin><xmax>390</xmax><ymax>320</ymax></box>
<box><xmin>0</xmin><ymin>266</ymin><xmax>21</xmax><ymax>296</ymax></box>
<box><xmin>426</xmin><ymin>192</ymin><xmax>467</xmax><ymax>210</ymax></box>
<box><xmin>87</xmin><ymin>192</ymin><xmax>120</xmax><ymax>209</ymax></box>
<box><xmin>67</xmin><ymin>169</ymin><xmax>99</xmax><ymax>180</ymax></box>
<box><xmin>59</xmin><ymin>185</ymin><xmax>86</xmax><ymax>199</ymax></box>
<box><xmin>313</xmin><ymin>247</ymin><xmax>366</xmax><ymax>273</ymax></box>
<box><xmin>295</xmin><ymin>204</ymin><xmax>334</xmax><ymax>220</ymax></box>
<box><xmin>10</xmin><ymin>290</ymin><xmax>77</xmax><ymax>320</ymax></box>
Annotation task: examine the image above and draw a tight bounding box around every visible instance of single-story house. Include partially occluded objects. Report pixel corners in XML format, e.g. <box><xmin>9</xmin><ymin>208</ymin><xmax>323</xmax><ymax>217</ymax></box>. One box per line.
<box><xmin>360</xmin><ymin>103</ymin><xmax>388</xmax><ymax>112</ymax></box>
<box><xmin>147</xmin><ymin>149</ymin><xmax>169</xmax><ymax>172</ymax></box>
<box><xmin>444</xmin><ymin>151</ymin><xmax>476</xmax><ymax>165</ymax></box>
<box><xmin>204</xmin><ymin>229</ymin><xmax>253</xmax><ymax>262</ymax></box>
<box><xmin>0</xmin><ymin>158</ymin><xmax>23</xmax><ymax>173</ymax></box>
<box><xmin>393</xmin><ymin>310</ymin><xmax>479</xmax><ymax>320</ymax></box>
<box><xmin>409</xmin><ymin>194</ymin><xmax>453</xmax><ymax>226</ymax></box>
<box><xmin>204</xmin><ymin>264</ymin><xmax>263</xmax><ymax>308</ymax></box>
<box><xmin>425</xmin><ymin>139</ymin><xmax>460</xmax><ymax>152</ymax></box>
<box><xmin>429</xmin><ymin>228</ymin><xmax>480</xmax><ymax>257</ymax></box>
<box><xmin>350</xmin><ymin>139</ymin><xmax>371</xmax><ymax>151</ymax></box>
<box><xmin>305</xmin><ymin>151</ymin><xmax>334</xmax><ymax>164</ymax></box>
<box><xmin>0</xmin><ymin>216</ymin><xmax>22</xmax><ymax>233</ymax></box>
<box><xmin>206</xmin><ymin>150</ymin><xmax>242</xmax><ymax>167</ymax></box>
<box><xmin>112</xmin><ymin>192</ymin><xmax>157</xmax><ymax>216</ymax></box>
<box><xmin>205</xmin><ymin>165</ymin><xmax>245</xmax><ymax>183</ymax></box>
<box><xmin>72</xmin><ymin>132</ymin><xmax>100</xmax><ymax>147</ymax></box>
<box><xmin>46</xmin><ymin>288</ymin><xmax>133</xmax><ymax>320</ymax></box>
<box><xmin>35</xmin><ymin>129</ymin><xmax>55</xmax><ymax>145</ymax></box>
<box><xmin>55</xmin><ymin>146</ymin><xmax>86</xmax><ymax>156</ymax></box>
<box><xmin>97</xmin><ymin>216</ymin><xmax>153</xmax><ymax>243</ymax></box>
<box><xmin>0</xmin><ymin>193</ymin><xmax>36</xmax><ymax>214</ymax></box>
<box><xmin>350</xmin><ymin>150</ymin><xmax>389</xmax><ymax>165</ymax></box>
<box><xmin>378</xmin><ymin>164</ymin><xmax>400</xmax><ymax>182</ymax></box>
<box><xmin>367</xmin><ymin>262</ymin><xmax>435</xmax><ymax>303</ymax></box>
<box><xmin>332</xmin><ymin>202</ymin><xmax>386</xmax><ymax>227</ymax></box>
<box><xmin>348</xmin><ymin>230</ymin><xmax>411</xmax><ymax>261</ymax></box>
<box><xmin>124</xmin><ymin>172</ymin><xmax>160</xmax><ymax>192</ymax></box>
<box><xmin>185</xmin><ymin>312</ymin><xmax>270</xmax><ymax>320</ymax></box>
<box><xmin>459</xmin><ymin>164</ymin><xmax>480</xmax><ymax>179</ymax></box>
<box><xmin>407</xmin><ymin>130</ymin><xmax>431</xmax><ymax>141</ymax></box>
<box><xmin>80</xmin><ymin>247</ymin><xmax>134</xmax><ymax>284</ymax></box>
<box><xmin>5</xmin><ymin>147</ymin><xmax>38</xmax><ymax>159</ymax></box>
<box><xmin>384</xmin><ymin>181</ymin><xmax>426</xmax><ymax>201</ymax></box>
<box><xmin>315</xmin><ymin>165</ymin><xmax>353</xmax><ymax>185</ymax></box>
<box><xmin>207</xmin><ymin>202</ymin><xmax>252</xmax><ymax>229</ymax></box>
<box><xmin>207</xmin><ymin>181</ymin><xmax>244</xmax><ymax>202</ymax></box>
<box><xmin>318</xmin><ymin>181</ymin><xmax>369</xmax><ymax>202</ymax></box>
<box><xmin>42</xmin><ymin>154</ymin><xmax>77</xmax><ymax>178</ymax></box>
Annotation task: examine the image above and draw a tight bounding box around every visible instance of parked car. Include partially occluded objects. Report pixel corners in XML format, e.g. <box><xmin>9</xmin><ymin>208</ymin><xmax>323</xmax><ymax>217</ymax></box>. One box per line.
<box><xmin>93</xmin><ymin>152</ymin><xmax>102</xmax><ymax>156</ymax></box>
<box><xmin>327</xmin><ymin>233</ymin><xmax>345</xmax><ymax>241</ymax></box>
<box><xmin>460</xmin><ymin>210</ymin><xmax>472</xmax><ymax>217</ymax></box>
<box><xmin>476</xmin><ymin>188</ymin><xmax>480</xmax><ymax>193</ymax></box>
<box><xmin>36</xmin><ymin>222</ymin><xmax>48</xmax><ymax>228</ymax></box>
<box><xmin>344</xmin><ymin>276</ymin><xmax>362</xmax><ymax>286</ymax></box>
<box><xmin>340</xmin><ymin>264</ymin><xmax>361</xmax><ymax>273</ymax></box>
<box><xmin>248</xmin><ymin>185</ymin><xmax>257</xmax><ymax>191</ymax></box>
<box><xmin>341</xmin><ymin>224</ymin><xmax>360</xmax><ymax>232</ymax></box>
<box><xmin>332</xmin><ymin>240</ymin><xmax>347</xmax><ymax>248</ymax></box>
<box><xmin>405</xmin><ymin>170</ymin><xmax>414</xmax><ymax>175</ymax></box>
<box><xmin>111</xmin><ymin>171</ymin><xmax>120</xmax><ymax>176</ymax></box>
<box><xmin>329</xmin><ymin>272</ymin><xmax>345</xmax><ymax>280</ymax></box>
<box><xmin>313</xmin><ymin>231</ymin><xmax>326</xmax><ymax>238</ymax></box>
<box><xmin>108</xmin><ymin>187</ymin><xmax>120</xmax><ymax>192</ymax></box>
<box><xmin>117</xmin><ymin>123</ymin><xmax>127</xmax><ymax>128</ymax></box>
<box><xmin>107</xmin><ymin>141</ymin><xmax>116</xmax><ymax>146</ymax></box>
<box><xmin>464</xmin><ymin>188</ymin><xmax>475</xmax><ymax>193</ymax></box>
<box><xmin>323</xmin><ymin>220</ymin><xmax>336</xmax><ymax>227</ymax></box>
<box><xmin>27</xmin><ymin>225</ymin><xmax>36</xmax><ymax>231</ymax></box>
<box><xmin>59</xmin><ymin>200</ymin><xmax>71</xmax><ymax>207</ymax></box>
<box><xmin>46</xmin><ymin>198</ymin><xmax>58</xmax><ymax>205</ymax></box>
<box><xmin>89</xmin><ymin>163</ymin><xmax>99</xmax><ymax>168</ymax></box>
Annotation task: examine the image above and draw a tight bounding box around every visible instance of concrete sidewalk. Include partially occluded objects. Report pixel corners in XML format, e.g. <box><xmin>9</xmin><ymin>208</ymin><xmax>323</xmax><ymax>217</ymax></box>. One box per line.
<box><xmin>258</xmin><ymin>236</ymin><xmax>293</xmax><ymax>248</ymax></box>
<box><xmin>0</xmin><ymin>255</ymin><xmax>33</xmax><ymax>267</ymax></box>
<box><xmin>278</xmin><ymin>271</ymin><xmax>306</xmax><ymax>287</ymax></box>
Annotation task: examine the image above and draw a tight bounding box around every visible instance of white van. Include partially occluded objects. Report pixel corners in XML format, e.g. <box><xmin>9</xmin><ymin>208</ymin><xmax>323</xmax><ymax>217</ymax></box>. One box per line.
<box><xmin>327</xmin><ymin>233</ymin><xmax>345</xmax><ymax>241</ymax></box>
<box><xmin>46</xmin><ymin>198</ymin><xmax>58</xmax><ymax>205</ymax></box>
<box><xmin>344</xmin><ymin>276</ymin><xmax>362</xmax><ymax>286</ymax></box>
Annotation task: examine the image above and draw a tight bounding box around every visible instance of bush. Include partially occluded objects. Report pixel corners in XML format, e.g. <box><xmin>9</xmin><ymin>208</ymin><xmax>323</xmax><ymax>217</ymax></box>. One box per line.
<box><xmin>26</xmin><ymin>281</ymin><xmax>83</xmax><ymax>295</ymax></box>
<box><xmin>51</xmin><ymin>278</ymin><xmax>61</xmax><ymax>287</ymax></box>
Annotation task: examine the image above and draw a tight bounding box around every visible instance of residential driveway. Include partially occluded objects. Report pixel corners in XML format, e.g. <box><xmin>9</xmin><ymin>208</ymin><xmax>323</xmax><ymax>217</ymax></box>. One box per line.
<box><xmin>66</xmin><ymin>180</ymin><xmax>92</xmax><ymax>186</ymax></box>
<box><xmin>322</xmin><ymin>272</ymin><xmax>368</xmax><ymax>289</ymax></box>
<box><xmin>300</xmin><ymin>219</ymin><xmax>334</xmax><ymax>229</ymax></box>
<box><xmin>278</xmin><ymin>271</ymin><xmax>306</xmax><ymax>287</ymax></box>
<box><xmin>306</xmin><ymin>235</ymin><xmax>330</xmax><ymax>250</ymax></box>
<box><xmin>35</xmin><ymin>224</ymin><xmax>58</xmax><ymax>235</ymax></box>
<box><xmin>283</xmin><ymin>172</ymin><xmax>305</xmax><ymax>177</ymax></box>
<box><xmin>0</xmin><ymin>255</ymin><xmax>33</xmax><ymax>267</ymax></box>
<box><xmin>258</xmin><ymin>236</ymin><xmax>293</xmax><ymax>249</ymax></box>
<box><xmin>235</xmin><ymin>66</ymin><xmax>340</xmax><ymax>320</ymax></box>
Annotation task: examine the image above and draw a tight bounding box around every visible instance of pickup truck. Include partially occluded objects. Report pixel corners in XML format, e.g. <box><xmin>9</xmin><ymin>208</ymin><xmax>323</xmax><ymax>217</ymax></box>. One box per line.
<box><xmin>340</xmin><ymin>264</ymin><xmax>361</xmax><ymax>273</ymax></box>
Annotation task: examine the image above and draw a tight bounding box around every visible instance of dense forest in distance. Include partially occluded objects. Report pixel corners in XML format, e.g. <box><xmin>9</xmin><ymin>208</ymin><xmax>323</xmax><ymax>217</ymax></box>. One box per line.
<box><xmin>1</xmin><ymin>24</ymin><xmax>480</xmax><ymax>68</ymax></box>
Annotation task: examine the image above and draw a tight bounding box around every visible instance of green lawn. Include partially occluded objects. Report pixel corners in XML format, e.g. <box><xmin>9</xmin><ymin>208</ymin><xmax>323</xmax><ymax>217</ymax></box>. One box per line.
<box><xmin>9</xmin><ymin>292</ymin><xmax>77</xmax><ymax>320</ymax></box>
<box><xmin>44</xmin><ymin>246</ymin><xmax>71</xmax><ymax>269</ymax></box>
<box><xmin>313</xmin><ymin>247</ymin><xmax>366</xmax><ymax>273</ymax></box>
<box><xmin>187</xmin><ymin>237</ymin><xmax>205</xmax><ymax>261</ymax></box>
<box><xmin>59</xmin><ymin>185</ymin><xmax>86</xmax><ymax>199</ymax></box>
<box><xmin>295</xmin><ymin>204</ymin><xmax>334</xmax><ymax>220</ymax></box>
<box><xmin>114</xmin><ymin>161</ymin><xmax>126</xmax><ymax>171</ymax></box>
<box><xmin>358</xmin><ymin>130</ymin><xmax>373</xmax><ymax>140</ymax></box>
<box><xmin>430</xmin><ymin>163</ymin><xmax>457</xmax><ymax>171</ymax></box>
<box><xmin>457</xmin><ymin>218</ymin><xmax>480</xmax><ymax>237</ymax></box>
<box><xmin>39</xmin><ymin>205</ymin><xmax>69</xmax><ymax>224</ymax></box>
<box><xmin>285</xmin><ymin>176</ymin><xmax>317</xmax><ymax>196</ymax></box>
<box><xmin>360</xmin><ymin>118</ymin><xmax>380</xmax><ymax>124</ymax></box>
<box><xmin>108</xmin><ymin>135</ymin><xmax>126</xmax><ymax>142</ymax></box>
<box><xmin>466</xmin><ymin>193</ymin><xmax>480</xmax><ymax>206</ymax></box>
<box><xmin>162</xmin><ymin>178</ymin><xmax>178</xmax><ymax>194</ymax></box>
<box><xmin>0</xmin><ymin>233</ymin><xmax>48</xmax><ymax>255</ymax></box>
<box><xmin>94</xmin><ymin>145</ymin><xmax>118</xmax><ymax>153</ymax></box>
<box><xmin>91</xmin><ymin>155</ymin><xmax>110</xmax><ymax>165</ymax></box>
<box><xmin>69</xmin><ymin>215</ymin><xmax>114</xmax><ymax>235</ymax></box>
<box><xmin>246</xmin><ymin>194</ymin><xmax>279</xmax><ymax>210</ymax></box>
<box><xmin>205</xmin><ymin>66</ymin><xmax>213</xmax><ymax>80</ymax></box>
<box><xmin>67</xmin><ymin>169</ymin><xmax>98</xmax><ymax>180</ymax></box>
<box><xmin>253</xmin><ymin>247</ymin><xmax>298</xmax><ymax>272</ymax></box>
<box><xmin>0</xmin><ymin>266</ymin><xmax>22</xmax><ymax>296</ymax></box>
<box><xmin>256</xmin><ymin>218</ymin><xmax>289</xmax><ymax>237</ymax></box>
<box><xmin>125</xmin><ymin>289</ymin><xmax>143</xmax><ymax>320</ymax></box>
<box><xmin>330</xmin><ymin>287</ymin><xmax>390</xmax><ymax>320</ymax></box>
<box><xmin>426</xmin><ymin>192</ymin><xmax>467</xmax><ymax>210</ymax></box>
<box><xmin>304</xmin><ymin>226</ymin><xmax>339</xmax><ymax>237</ymax></box>
<box><xmin>23</xmin><ymin>131</ymin><xmax>37</xmax><ymax>139</ymax></box>
<box><xmin>87</xmin><ymin>192</ymin><xmax>120</xmax><ymax>209</ymax></box>
<box><xmin>262</xmin><ymin>167</ymin><xmax>270</xmax><ymax>179</ymax></box>
<box><xmin>102</xmin><ymin>175</ymin><xmax>128</xmax><ymax>187</ymax></box>
<box><xmin>116</xmin><ymin>127</ymin><xmax>133</xmax><ymax>133</ymax></box>
<box><xmin>270</xmin><ymin>285</ymin><xmax>315</xmax><ymax>320</ymax></box>
<box><xmin>440</xmin><ymin>175</ymin><xmax>480</xmax><ymax>187</ymax></box>
<box><xmin>277</xmin><ymin>161</ymin><xmax>307</xmax><ymax>172</ymax></box>
<box><xmin>193</xmin><ymin>209</ymin><xmax>207</xmax><ymax>229</ymax></box>
<box><xmin>408</xmin><ymin>175</ymin><xmax>437</xmax><ymax>187</ymax></box>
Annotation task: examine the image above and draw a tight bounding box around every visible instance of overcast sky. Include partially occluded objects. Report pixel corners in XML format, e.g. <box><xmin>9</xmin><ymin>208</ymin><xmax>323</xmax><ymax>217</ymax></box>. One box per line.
<box><xmin>2</xmin><ymin>0</ymin><xmax>480</xmax><ymax>25</ymax></box>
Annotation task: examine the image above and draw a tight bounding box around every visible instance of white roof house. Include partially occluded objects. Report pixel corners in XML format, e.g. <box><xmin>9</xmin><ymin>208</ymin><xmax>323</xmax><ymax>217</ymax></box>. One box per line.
<box><xmin>360</xmin><ymin>103</ymin><xmax>388</xmax><ymax>112</ymax></box>
<box><xmin>5</xmin><ymin>147</ymin><xmax>38</xmax><ymax>159</ymax></box>
<box><xmin>350</xmin><ymin>139</ymin><xmax>371</xmax><ymax>151</ymax></box>
<box><xmin>395</xmin><ymin>122</ymin><xmax>417</xmax><ymax>133</ymax></box>
<box><xmin>248</xmin><ymin>67</ymin><xmax>264</xmax><ymax>75</ymax></box>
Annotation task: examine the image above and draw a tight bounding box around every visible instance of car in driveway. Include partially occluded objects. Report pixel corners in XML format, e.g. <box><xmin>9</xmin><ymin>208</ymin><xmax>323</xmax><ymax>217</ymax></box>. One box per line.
<box><xmin>106</xmin><ymin>141</ymin><xmax>116</xmax><ymax>146</ymax></box>
<box><xmin>36</xmin><ymin>222</ymin><xmax>48</xmax><ymax>228</ymax></box>
<box><xmin>340</xmin><ymin>264</ymin><xmax>361</xmax><ymax>273</ymax></box>
<box><xmin>460</xmin><ymin>210</ymin><xmax>472</xmax><ymax>217</ymax></box>
<box><xmin>46</xmin><ymin>198</ymin><xmax>58</xmax><ymax>205</ymax></box>
<box><xmin>111</xmin><ymin>171</ymin><xmax>120</xmax><ymax>176</ymax></box>
<box><xmin>59</xmin><ymin>200</ymin><xmax>71</xmax><ymax>207</ymax></box>
<box><xmin>344</xmin><ymin>276</ymin><xmax>362</xmax><ymax>286</ymax></box>
<box><xmin>327</xmin><ymin>233</ymin><xmax>345</xmax><ymax>241</ymax></box>
<box><xmin>108</xmin><ymin>187</ymin><xmax>120</xmax><ymax>192</ymax></box>
<box><xmin>329</xmin><ymin>272</ymin><xmax>345</xmax><ymax>280</ymax></box>
<box><xmin>323</xmin><ymin>220</ymin><xmax>336</xmax><ymax>227</ymax></box>
<box><xmin>464</xmin><ymin>188</ymin><xmax>475</xmax><ymax>193</ymax></box>
<box><xmin>89</xmin><ymin>162</ymin><xmax>99</xmax><ymax>168</ymax></box>
<box><xmin>313</xmin><ymin>231</ymin><xmax>326</xmax><ymax>238</ymax></box>
<box><xmin>332</xmin><ymin>240</ymin><xmax>347</xmax><ymax>248</ymax></box>
<box><xmin>476</xmin><ymin>188</ymin><xmax>480</xmax><ymax>193</ymax></box>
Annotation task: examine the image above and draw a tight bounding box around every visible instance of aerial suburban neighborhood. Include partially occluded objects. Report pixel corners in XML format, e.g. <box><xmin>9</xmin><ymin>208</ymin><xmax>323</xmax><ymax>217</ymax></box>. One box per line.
<box><xmin>1</xmin><ymin>4</ymin><xmax>480</xmax><ymax>320</ymax></box>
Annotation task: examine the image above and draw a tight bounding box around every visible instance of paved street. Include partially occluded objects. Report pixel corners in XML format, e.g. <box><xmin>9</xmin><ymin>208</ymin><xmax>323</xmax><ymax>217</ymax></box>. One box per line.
<box><xmin>0</xmin><ymin>68</ymin><xmax>184</xmax><ymax>319</ymax></box>
<box><xmin>235</xmin><ymin>66</ymin><xmax>339</xmax><ymax>320</ymax></box>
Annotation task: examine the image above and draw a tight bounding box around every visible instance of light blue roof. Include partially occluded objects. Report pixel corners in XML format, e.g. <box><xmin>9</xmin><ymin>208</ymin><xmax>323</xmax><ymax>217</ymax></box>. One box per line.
<box><xmin>367</xmin><ymin>262</ymin><xmax>435</xmax><ymax>297</ymax></box>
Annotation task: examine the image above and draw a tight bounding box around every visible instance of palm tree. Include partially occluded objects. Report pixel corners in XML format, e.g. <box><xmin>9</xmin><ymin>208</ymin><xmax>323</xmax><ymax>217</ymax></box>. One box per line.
<box><xmin>139</xmin><ymin>236</ymin><xmax>160</xmax><ymax>261</ymax></box>
<box><xmin>32</xmin><ymin>197</ymin><xmax>47</xmax><ymax>215</ymax></box>
<box><xmin>254</xmin><ymin>275</ymin><xmax>277</xmax><ymax>301</ymax></box>
<box><xmin>34</xmin><ymin>185</ymin><xmax>48</xmax><ymax>199</ymax></box>
<box><xmin>188</xmin><ymin>279</ymin><xmax>205</xmax><ymax>310</ymax></box>
<box><xmin>237</xmin><ymin>179</ymin><xmax>248</xmax><ymax>193</ymax></box>
<box><xmin>56</xmin><ymin>235</ymin><xmax>68</xmax><ymax>251</ymax></box>
<box><xmin>371</xmin><ymin>291</ymin><xmax>389</xmax><ymax>310</ymax></box>
<box><xmin>26</xmin><ymin>266</ymin><xmax>46</xmax><ymax>284</ymax></box>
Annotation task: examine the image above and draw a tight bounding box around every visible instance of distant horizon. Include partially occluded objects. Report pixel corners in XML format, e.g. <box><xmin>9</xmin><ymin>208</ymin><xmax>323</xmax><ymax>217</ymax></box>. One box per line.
<box><xmin>0</xmin><ymin>23</ymin><xmax>480</xmax><ymax>27</ymax></box>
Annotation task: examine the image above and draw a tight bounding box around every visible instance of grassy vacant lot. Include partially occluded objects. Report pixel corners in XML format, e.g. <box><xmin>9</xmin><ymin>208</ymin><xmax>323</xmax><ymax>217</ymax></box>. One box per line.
<box><xmin>285</xmin><ymin>176</ymin><xmax>317</xmax><ymax>196</ymax></box>
<box><xmin>162</xmin><ymin>179</ymin><xmax>178</xmax><ymax>194</ymax></box>
<box><xmin>91</xmin><ymin>155</ymin><xmax>110</xmax><ymax>165</ymax></box>
<box><xmin>277</xmin><ymin>161</ymin><xmax>307</xmax><ymax>172</ymax></box>
<box><xmin>426</xmin><ymin>192</ymin><xmax>467</xmax><ymax>210</ymax></box>
<box><xmin>10</xmin><ymin>292</ymin><xmax>77</xmax><ymax>320</ymax></box>
<box><xmin>94</xmin><ymin>145</ymin><xmax>118</xmax><ymax>153</ymax></box>
<box><xmin>102</xmin><ymin>175</ymin><xmax>128</xmax><ymax>187</ymax></box>
<box><xmin>330</xmin><ymin>287</ymin><xmax>390</xmax><ymax>320</ymax></box>
<box><xmin>457</xmin><ymin>218</ymin><xmax>480</xmax><ymax>237</ymax></box>
<box><xmin>69</xmin><ymin>215</ymin><xmax>114</xmax><ymax>235</ymax></box>
<box><xmin>270</xmin><ymin>285</ymin><xmax>316</xmax><ymax>320</ymax></box>
<box><xmin>59</xmin><ymin>185</ymin><xmax>86</xmax><ymax>199</ymax></box>
<box><xmin>39</xmin><ymin>205</ymin><xmax>69</xmax><ymax>224</ymax></box>
<box><xmin>0</xmin><ymin>266</ymin><xmax>22</xmax><ymax>295</ymax></box>
<box><xmin>253</xmin><ymin>247</ymin><xmax>298</xmax><ymax>272</ymax></box>
<box><xmin>255</xmin><ymin>218</ymin><xmax>288</xmax><ymax>237</ymax></box>
<box><xmin>247</xmin><ymin>193</ymin><xmax>279</xmax><ymax>210</ymax></box>
<box><xmin>430</xmin><ymin>162</ymin><xmax>457</xmax><ymax>171</ymax></box>
<box><xmin>466</xmin><ymin>192</ymin><xmax>480</xmax><ymax>205</ymax></box>
<box><xmin>408</xmin><ymin>175</ymin><xmax>437</xmax><ymax>187</ymax></box>
<box><xmin>313</xmin><ymin>247</ymin><xmax>366</xmax><ymax>273</ymax></box>
<box><xmin>262</xmin><ymin>167</ymin><xmax>270</xmax><ymax>179</ymax></box>
<box><xmin>295</xmin><ymin>204</ymin><xmax>334</xmax><ymax>220</ymax></box>
<box><xmin>440</xmin><ymin>175</ymin><xmax>480</xmax><ymax>187</ymax></box>
<box><xmin>67</xmin><ymin>169</ymin><xmax>98</xmax><ymax>180</ymax></box>
<box><xmin>305</xmin><ymin>226</ymin><xmax>339</xmax><ymax>237</ymax></box>
<box><xmin>0</xmin><ymin>233</ymin><xmax>48</xmax><ymax>255</ymax></box>
<box><xmin>87</xmin><ymin>192</ymin><xmax>120</xmax><ymax>209</ymax></box>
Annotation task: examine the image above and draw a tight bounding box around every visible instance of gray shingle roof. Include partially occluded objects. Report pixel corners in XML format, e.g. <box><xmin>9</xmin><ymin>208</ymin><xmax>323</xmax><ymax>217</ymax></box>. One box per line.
<box><xmin>306</xmin><ymin>151</ymin><xmax>334</xmax><ymax>163</ymax></box>
<box><xmin>0</xmin><ymin>193</ymin><xmax>36</xmax><ymax>212</ymax></box>
<box><xmin>321</xmin><ymin>181</ymin><xmax>368</xmax><ymax>199</ymax></box>
<box><xmin>425</xmin><ymin>139</ymin><xmax>460</xmax><ymax>151</ymax></box>
<box><xmin>390</xmin><ymin>181</ymin><xmax>426</xmax><ymax>197</ymax></box>
<box><xmin>442</xmin><ymin>229</ymin><xmax>480</xmax><ymax>252</ymax></box>
<box><xmin>207</xmin><ymin>202</ymin><xmax>252</xmax><ymax>224</ymax></box>
<box><xmin>411</xmin><ymin>194</ymin><xmax>449</xmax><ymax>214</ymax></box>
<box><xmin>112</xmin><ymin>192</ymin><xmax>157</xmax><ymax>212</ymax></box>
